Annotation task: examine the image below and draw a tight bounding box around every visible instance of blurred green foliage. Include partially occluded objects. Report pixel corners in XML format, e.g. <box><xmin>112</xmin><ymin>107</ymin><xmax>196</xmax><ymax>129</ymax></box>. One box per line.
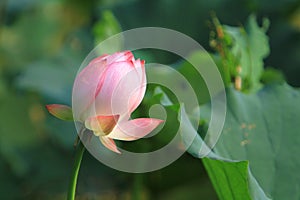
<box><xmin>210</xmin><ymin>15</ymin><xmax>270</xmax><ymax>92</ymax></box>
<box><xmin>0</xmin><ymin>0</ymin><xmax>299</xmax><ymax>199</ymax></box>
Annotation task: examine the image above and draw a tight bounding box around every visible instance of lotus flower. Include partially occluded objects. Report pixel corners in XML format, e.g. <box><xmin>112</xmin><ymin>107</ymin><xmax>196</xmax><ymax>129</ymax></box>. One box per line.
<box><xmin>70</xmin><ymin>51</ymin><xmax>163</xmax><ymax>153</ymax></box>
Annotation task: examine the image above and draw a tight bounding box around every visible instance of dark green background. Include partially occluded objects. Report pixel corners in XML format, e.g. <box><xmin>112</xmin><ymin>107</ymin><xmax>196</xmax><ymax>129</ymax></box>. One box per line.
<box><xmin>0</xmin><ymin>0</ymin><xmax>299</xmax><ymax>199</ymax></box>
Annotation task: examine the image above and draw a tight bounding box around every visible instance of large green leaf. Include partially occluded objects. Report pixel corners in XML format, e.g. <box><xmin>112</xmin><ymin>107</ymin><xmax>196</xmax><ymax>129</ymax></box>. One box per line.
<box><xmin>202</xmin><ymin>158</ymin><xmax>252</xmax><ymax>200</ymax></box>
<box><xmin>178</xmin><ymin>100</ymin><xmax>270</xmax><ymax>200</ymax></box>
<box><xmin>190</xmin><ymin>83</ymin><xmax>300</xmax><ymax>200</ymax></box>
<box><xmin>152</xmin><ymin>85</ymin><xmax>269</xmax><ymax>199</ymax></box>
<box><xmin>201</xmin><ymin>156</ymin><xmax>270</xmax><ymax>200</ymax></box>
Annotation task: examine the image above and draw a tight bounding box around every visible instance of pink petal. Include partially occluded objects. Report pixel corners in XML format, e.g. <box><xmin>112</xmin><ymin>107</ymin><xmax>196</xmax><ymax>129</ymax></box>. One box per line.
<box><xmin>72</xmin><ymin>58</ymin><xmax>108</xmax><ymax>121</ymax></box>
<box><xmin>93</xmin><ymin>61</ymin><xmax>144</xmax><ymax>117</ymax></box>
<box><xmin>89</xmin><ymin>54</ymin><xmax>108</xmax><ymax>65</ymax></box>
<box><xmin>108</xmin><ymin>118</ymin><xmax>164</xmax><ymax>141</ymax></box>
<box><xmin>99</xmin><ymin>136</ymin><xmax>121</xmax><ymax>154</ymax></box>
<box><xmin>85</xmin><ymin>115</ymin><xmax>119</xmax><ymax>136</ymax></box>
<box><xmin>106</xmin><ymin>51</ymin><xmax>133</xmax><ymax>64</ymax></box>
<box><xmin>127</xmin><ymin>59</ymin><xmax>146</xmax><ymax>113</ymax></box>
<box><xmin>72</xmin><ymin>51</ymin><xmax>146</xmax><ymax>123</ymax></box>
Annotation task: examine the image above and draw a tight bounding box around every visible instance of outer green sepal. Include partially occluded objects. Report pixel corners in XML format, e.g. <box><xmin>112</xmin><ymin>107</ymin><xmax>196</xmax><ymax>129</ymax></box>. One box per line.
<box><xmin>46</xmin><ymin>104</ymin><xmax>73</xmax><ymax>121</ymax></box>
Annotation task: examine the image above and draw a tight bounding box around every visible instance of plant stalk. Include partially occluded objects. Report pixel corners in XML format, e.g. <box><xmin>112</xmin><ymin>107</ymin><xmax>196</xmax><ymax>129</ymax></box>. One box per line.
<box><xmin>67</xmin><ymin>138</ymin><xmax>85</xmax><ymax>200</ymax></box>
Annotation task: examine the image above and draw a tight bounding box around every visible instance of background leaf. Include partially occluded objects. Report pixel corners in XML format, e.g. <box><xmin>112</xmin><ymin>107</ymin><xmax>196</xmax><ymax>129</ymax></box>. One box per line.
<box><xmin>93</xmin><ymin>10</ymin><xmax>123</xmax><ymax>54</ymax></box>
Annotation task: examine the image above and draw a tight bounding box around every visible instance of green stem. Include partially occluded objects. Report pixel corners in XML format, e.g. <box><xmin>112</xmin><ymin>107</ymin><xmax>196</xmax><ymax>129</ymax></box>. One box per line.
<box><xmin>67</xmin><ymin>139</ymin><xmax>85</xmax><ymax>200</ymax></box>
<box><xmin>132</xmin><ymin>174</ymin><xmax>143</xmax><ymax>200</ymax></box>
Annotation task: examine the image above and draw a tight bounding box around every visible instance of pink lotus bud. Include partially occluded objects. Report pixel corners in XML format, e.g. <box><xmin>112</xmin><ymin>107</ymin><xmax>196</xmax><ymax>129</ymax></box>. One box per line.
<box><xmin>72</xmin><ymin>51</ymin><xmax>163</xmax><ymax>153</ymax></box>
